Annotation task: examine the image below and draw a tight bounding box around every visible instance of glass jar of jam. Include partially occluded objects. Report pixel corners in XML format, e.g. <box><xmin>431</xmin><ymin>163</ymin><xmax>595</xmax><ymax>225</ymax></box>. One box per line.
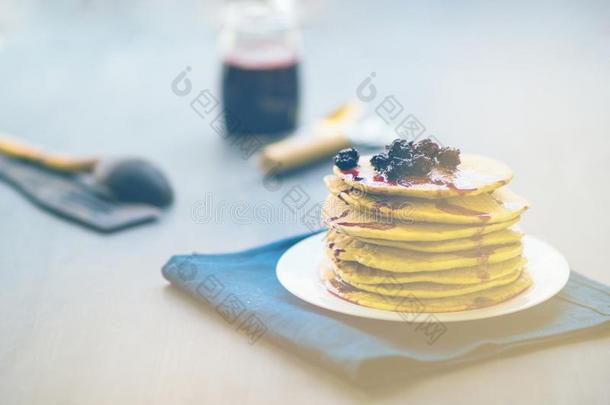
<box><xmin>219</xmin><ymin>1</ymin><xmax>301</xmax><ymax>136</ymax></box>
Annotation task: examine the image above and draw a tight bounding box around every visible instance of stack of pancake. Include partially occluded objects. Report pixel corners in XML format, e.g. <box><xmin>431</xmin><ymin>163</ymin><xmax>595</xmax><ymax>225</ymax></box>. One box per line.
<box><xmin>321</xmin><ymin>154</ymin><xmax>532</xmax><ymax>313</ymax></box>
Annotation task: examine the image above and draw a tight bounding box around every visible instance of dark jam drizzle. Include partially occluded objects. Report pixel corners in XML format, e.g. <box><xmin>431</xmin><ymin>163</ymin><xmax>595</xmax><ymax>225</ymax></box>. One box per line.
<box><xmin>372</xmin><ymin>200</ymin><xmax>392</xmax><ymax>210</ymax></box>
<box><xmin>456</xmin><ymin>247</ymin><xmax>496</xmax><ymax>257</ymax></box>
<box><xmin>470</xmin><ymin>233</ymin><xmax>484</xmax><ymax>241</ymax></box>
<box><xmin>328</xmin><ymin>277</ymin><xmax>359</xmax><ymax>296</ymax></box>
<box><xmin>336</xmin><ymin>192</ymin><xmax>350</xmax><ymax>205</ymax></box>
<box><xmin>474</xmin><ymin>296</ymin><xmax>493</xmax><ymax>307</ymax></box>
<box><xmin>340</xmin><ymin>168</ymin><xmax>363</xmax><ymax>181</ymax></box>
<box><xmin>445</xmin><ymin>182</ymin><xmax>477</xmax><ymax>196</ymax></box>
<box><xmin>456</xmin><ymin>247</ymin><xmax>494</xmax><ymax>265</ymax></box>
<box><xmin>355</xmin><ymin>167</ymin><xmax>479</xmax><ymax>195</ymax></box>
<box><xmin>435</xmin><ymin>200</ymin><xmax>491</xmax><ymax>222</ymax></box>
<box><xmin>372</xmin><ymin>198</ymin><xmax>416</xmax><ymax>211</ymax></box>
<box><xmin>373</xmin><ymin>174</ymin><xmax>396</xmax><ymax>185</ymax></box>
<box><xmin>477</xmin><ymin>271</ymin><xmax>491</xmax><ymax>281</ymax></box>
<box><xmin>327</xmin><ymin>209</ymin><xmax>349</xmax><ymax>222</ymax></box>
<box><xmin>337</xmin><ymin>222</ymin><xmax>396</xmax><ymax>230</ymax></box>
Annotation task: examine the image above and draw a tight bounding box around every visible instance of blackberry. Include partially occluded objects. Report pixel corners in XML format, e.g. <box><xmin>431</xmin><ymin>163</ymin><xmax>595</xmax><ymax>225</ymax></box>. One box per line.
<box><xmin>414</xmin><ymin>138</ymin><xmax>440</xmax><ymax>158</ymax></box>
<box><xmin>385</xmin><ymin>157</ymin><xmax>412</xmax><ymax>180</ymax></box>
<box><xmin>370</xmin><ymin>153</ymin><xmax>390</xmax><ymax>171</ymax></box>
<box><xmin>334</xmin><ymin>147</ymin><xmax>360</xmax><ymax>170</ymax></box>
<box><xmin>383</xmin><ymin>165</ymin><xmax>399</xmax><ymax>181</ymax></box>
<box><xmin>411</xmin><ymin>154</ymin><xmax>434</xmax><ymax>175</ymax></box>
<box><xmin>437</xmin><ymin>147</ymin><xmax>461</xmax><ymax>169</ymax></box>
<box><xmin>387</xmin><ymin>139</ymin><xmax>413</xmax><ymax>159</ymax></box>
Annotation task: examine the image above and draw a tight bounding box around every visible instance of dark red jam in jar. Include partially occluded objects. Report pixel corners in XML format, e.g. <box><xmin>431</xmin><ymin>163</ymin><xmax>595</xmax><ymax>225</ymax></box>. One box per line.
<box><xmin>222</xmin><ymin>59</ymin><xmax>299</xmax><ymax>136</ymax></box>
<box><xmin>219</xmin><ymin>2</ymin><xmax>301</xmax><ymax>136</ymax></box>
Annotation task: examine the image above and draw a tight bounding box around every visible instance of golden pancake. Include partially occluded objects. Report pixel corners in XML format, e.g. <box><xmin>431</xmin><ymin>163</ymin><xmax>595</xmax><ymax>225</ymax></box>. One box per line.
<box><xmin>330</xmin><ymin>263</ymin><xmax>523</xmax><ymax>298</ymax></box>
<box><xmin>321</xmin><ymin>261</ymin><xmax>533</xmax><ymax>313</ymax></box>
<box><xmin>327</xmin><ymin>230</ymin><xmax>523</xmax><ymax>272</ymax></box>
<box><xmin>333</xmin><ymin>153</ymin><xmax>513</xmax><ymax>199</ymax></box>
<box><xmin>329</xmin><ymin>255</ymin><xmax>525</xmax><ymax>285</ymax></box>
<box><xmin>357</xmin><ymin>228</ymin><xmax>522</xmax><ymax>253</ymax></box>
<box><xmin>324</xmin><ymin>175</ymin><xmax>529</xmax><ymax>225</ymax></box>
<box><xmin>323</xmin><ymin>194</ymin><xmax>519</xmax><ymax>242</ymax></box>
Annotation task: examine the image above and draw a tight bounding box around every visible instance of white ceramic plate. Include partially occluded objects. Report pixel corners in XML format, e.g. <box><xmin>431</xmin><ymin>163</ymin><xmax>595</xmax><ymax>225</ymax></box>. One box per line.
<box><xmin>276</xmin><ymin>233</ymin><xmax>570</xmax><ymax>322</ymax></box>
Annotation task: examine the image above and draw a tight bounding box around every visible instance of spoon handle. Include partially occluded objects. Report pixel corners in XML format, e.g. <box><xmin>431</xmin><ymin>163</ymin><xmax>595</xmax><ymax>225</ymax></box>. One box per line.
<box><xmin>0</xmin><ymin>134</ymin><xmax>98</xmax><ymax>172</ymax></box>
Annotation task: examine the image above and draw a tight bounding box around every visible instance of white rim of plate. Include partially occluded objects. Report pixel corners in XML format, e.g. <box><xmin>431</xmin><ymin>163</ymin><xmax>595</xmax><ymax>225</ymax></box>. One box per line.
<box><xmin>276</xmin><ymin>232</ymin><xmax>570</xmax><ymax>322</ymax></box>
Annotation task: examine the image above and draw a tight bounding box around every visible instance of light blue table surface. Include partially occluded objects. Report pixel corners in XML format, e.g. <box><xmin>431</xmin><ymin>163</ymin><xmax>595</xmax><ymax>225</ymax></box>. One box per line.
<box><xmin>0</xmin><ymin>1</ymin><xmax>609</xmax><ymax>404</ymax></box>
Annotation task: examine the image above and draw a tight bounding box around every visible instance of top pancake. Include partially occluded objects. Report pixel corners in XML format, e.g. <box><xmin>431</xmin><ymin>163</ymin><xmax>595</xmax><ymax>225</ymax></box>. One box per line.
<box><xmin>333</xmin><ymin>153</ymin><xmax>513</xmax><ymax>199</ymax></box>
<box><xmin>325</xmin><ymin>175</ymin><xmax>529</xmax><ymax>225</ymax></box>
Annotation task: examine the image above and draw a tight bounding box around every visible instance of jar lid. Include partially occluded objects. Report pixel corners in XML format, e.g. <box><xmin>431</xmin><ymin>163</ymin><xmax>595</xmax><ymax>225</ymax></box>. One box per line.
<box><xmin>223</xmin><ymin>0</ymin><xmax>297</xmax><ymax>35</ymax></box>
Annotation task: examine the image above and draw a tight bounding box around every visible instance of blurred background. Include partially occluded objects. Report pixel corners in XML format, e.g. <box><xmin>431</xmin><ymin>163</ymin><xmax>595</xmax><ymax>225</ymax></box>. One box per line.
<box><xmin>0</xmin><ymin>0</ymin><xmax>609</xmax><ymax>280</ymax></box>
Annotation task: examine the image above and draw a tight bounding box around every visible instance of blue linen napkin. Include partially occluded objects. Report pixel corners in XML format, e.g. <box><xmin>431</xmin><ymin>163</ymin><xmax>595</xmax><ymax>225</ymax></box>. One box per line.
<box><xmin>162</xmin><ymin>232</ymin><xmax>610</xmax><ymax>383</ymax></box>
